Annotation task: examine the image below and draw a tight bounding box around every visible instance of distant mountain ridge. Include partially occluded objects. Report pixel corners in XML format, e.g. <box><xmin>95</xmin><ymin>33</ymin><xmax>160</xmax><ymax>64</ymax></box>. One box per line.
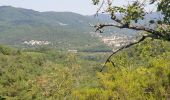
<box><xmin>0</xmin><ymin>6</ymin><xmax>163</xmax><ymax>51</ymax></box>
<box><xmin>0</xmin><ymin>6</ymin><xmax>113</xmax><ymax>51</ymax></box>
<box><xmin>0</xmin><ymin>6</ymin><xmax>95</xmax><ymax>27</ymax></box>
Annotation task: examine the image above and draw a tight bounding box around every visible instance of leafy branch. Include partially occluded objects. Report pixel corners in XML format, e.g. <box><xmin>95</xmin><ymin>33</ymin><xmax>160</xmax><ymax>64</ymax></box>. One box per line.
<box><xmin>91</xmin><ymin>0</ymin><xmax>170</xmax><ymax>71</ymax></box>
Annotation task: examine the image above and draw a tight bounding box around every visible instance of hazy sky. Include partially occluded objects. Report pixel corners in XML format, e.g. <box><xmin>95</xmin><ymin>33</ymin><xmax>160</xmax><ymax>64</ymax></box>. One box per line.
<box><xmin>0</xmin><ymin>0</ymin><xmax>99</xmax><ymax>15</ymax></box>
<box><xmin>0</xmin><ymin>0</ymin><xmax>155</xmax><ymax>15</ymax></box>
<box><xmin>0</xmin><ymin>0</ymin><xmax>129</xmax><ymax>15</ymax></box>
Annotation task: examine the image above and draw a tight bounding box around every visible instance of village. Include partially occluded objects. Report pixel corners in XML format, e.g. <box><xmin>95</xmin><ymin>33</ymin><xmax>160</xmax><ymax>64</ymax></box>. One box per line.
<box><xmin>91</xmin><ymin>32</ymin><xmax>137</xmax><ymax>51</ymax></box>
<box><xmin>23</xmin><ymin>40</ymin><xmax>51</xmax><ymax>46</ymax></box>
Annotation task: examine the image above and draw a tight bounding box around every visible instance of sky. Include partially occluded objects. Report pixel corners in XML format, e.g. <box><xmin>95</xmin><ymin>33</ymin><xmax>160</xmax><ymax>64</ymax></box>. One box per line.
<box><xmin>0</xmin><ymin>0</ymin><xmax>100</xmax><ymax>15</ymax></box>
<box><xmin>0</xmin><ymin>0</ymin><xmax>155</xmax><ymax>15</ymax></box>
<box><xmin>0</xmin><ymin>0</ymin><xmax>130</xmax><ymax>15</ymax></box>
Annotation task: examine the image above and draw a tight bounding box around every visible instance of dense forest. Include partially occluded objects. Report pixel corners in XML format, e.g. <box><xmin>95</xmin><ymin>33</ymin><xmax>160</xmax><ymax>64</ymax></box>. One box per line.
<box><xmin>0</xmin><ymin>38</ymin><xmax>170</xmax><ymax>99</ymax></box>
<box><xmin>0</xmin><ymin>45</ymin><xmax>111</xmax><ymax>99</ymax></box>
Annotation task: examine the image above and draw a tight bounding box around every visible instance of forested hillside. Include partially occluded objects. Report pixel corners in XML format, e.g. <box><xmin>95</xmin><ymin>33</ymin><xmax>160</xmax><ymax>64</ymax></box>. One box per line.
<box><xmin>0</xmin><ymin>6</ymin><xmax>112</xmax><ymax>51</ymax></box>
<box><xmin>0</xmin><ymin>44</ymin><xmax>111</xmax><ymax>99</ymax></box>
<box><xmin>0</xmin><ymin>38</ymin><xmax>169</xmax><ymax>99</ymax></box>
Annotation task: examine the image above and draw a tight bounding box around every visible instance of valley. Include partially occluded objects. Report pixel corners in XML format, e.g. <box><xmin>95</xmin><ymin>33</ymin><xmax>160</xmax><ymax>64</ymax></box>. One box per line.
<box><xmin>0</xmin><ymin>4</ymin><xmax>169</xmax><ymax>99</ymax></box>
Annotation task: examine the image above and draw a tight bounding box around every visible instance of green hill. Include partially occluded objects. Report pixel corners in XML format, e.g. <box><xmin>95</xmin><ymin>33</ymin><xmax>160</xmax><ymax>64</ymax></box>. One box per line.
<box><xmin>0</xmin><ymin>6</ymin><xmax>111</xmax><ymax>51</ymax></box>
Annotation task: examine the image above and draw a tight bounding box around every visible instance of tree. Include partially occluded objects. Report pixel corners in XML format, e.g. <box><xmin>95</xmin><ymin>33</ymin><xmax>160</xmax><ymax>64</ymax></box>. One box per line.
<box><xmin>91</xmin><ymin>0</ymin><xmax>170</xmax><ymax>71</ymax></box>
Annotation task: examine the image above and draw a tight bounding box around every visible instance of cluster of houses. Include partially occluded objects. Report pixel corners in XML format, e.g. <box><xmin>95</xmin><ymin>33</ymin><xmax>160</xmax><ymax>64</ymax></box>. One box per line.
<box><xmin>22</xmin><ymin>32</ymin><xmax>137</xmax><ymax>52</ymax></box>
<box><xmin>102</xmin><ymin>36</ymin><xmax>137</xmax><ymax>47</ymax></box>
<box><xmin>23</xmin><ymin>40</ymin><xmax>51</xmax><ymax>46</ymax></box>
<box><xmin>101</xmin><ymin>36</ymin><xmax>137</xmax><ymax>51</ymax></box>
<box><xmin>91</xmin><ymin>32</ymin><xmax>137</xmax><ymax>51</ymax></box>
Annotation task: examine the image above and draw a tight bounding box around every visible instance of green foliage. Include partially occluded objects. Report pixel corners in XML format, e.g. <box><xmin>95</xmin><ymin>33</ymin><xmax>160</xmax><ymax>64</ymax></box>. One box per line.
<box><xmin>0</xmin><ymin>45</ymin><xmax>110</xmax><ymax>99</ymax></box>
<box><xmin>73</xmin><ymin>39</ymin><xmax>170</xmax><ymax>99</ymax></box>
<box><xmin>107</xmin><ymin>1</ymin><xmax>144</xmax><ymax>24</ymax></box>
<box><xmin>0</xmin><ymin>39</ymin><xmax>170</xmax><ymax>99</ymax></box>
<box><xmin>92</xmin><ymin>0</ymin><xmax>170</xmax><ymax>40</ymax></box>
<box><xmin>0</xmin><ymin>45</ymin><xmax>20</xmax><ymax>55</ymax></box>
<box><xmin>157</xmin><ymin>0</ymin><xmax>170</xmax><ymax>24</ymax></box>
<box><xmin>92</xmin><ymin>0</ymin><xmax>100</xmax><ymax>5</ymax></box>
<box><xmin>72</xmin><ymin>88</ymin><xmax>113</xmax><ymax>100</ymax></box>
<box><xmin>124</xmin><ymin>1</ymin><xmax>145</xmax><ymax>24</ymax></box>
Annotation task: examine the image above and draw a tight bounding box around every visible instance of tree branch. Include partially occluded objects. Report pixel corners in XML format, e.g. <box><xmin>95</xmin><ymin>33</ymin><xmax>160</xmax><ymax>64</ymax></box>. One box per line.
<box><xmin>95</xmin><ymin>0</ymin><xmax>105</xmax><ymax>17</ymax></box>
<box><xmin>100</xmin><ymin>35</ymin><xmax>147</xmax><ymax>72</ymax></box>
<box><xmin>90</xmin><ymin>22</ymin><xmax>169</xmax><ymax>72</ymax></box>
<box><xmin>92</xmin><ymin>23</ymin><xmax>164</xmax><ymax>38</ymax></box>
<box><xmin>91</xmin><ymin>0</ymin><xmax>170</xmax><ymax>72</ymax></box>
